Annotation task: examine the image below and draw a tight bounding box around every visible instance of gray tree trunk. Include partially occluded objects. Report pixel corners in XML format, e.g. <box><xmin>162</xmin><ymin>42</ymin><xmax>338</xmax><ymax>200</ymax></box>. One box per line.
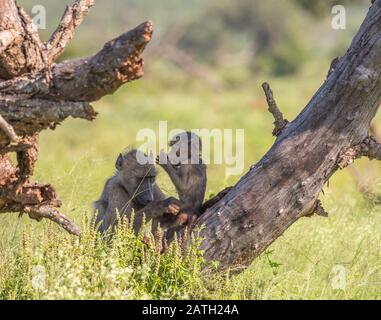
<box><xmin>197</xmin><ymin>0</ymin><xmax>381</xmax><ymax>271</ymax></box>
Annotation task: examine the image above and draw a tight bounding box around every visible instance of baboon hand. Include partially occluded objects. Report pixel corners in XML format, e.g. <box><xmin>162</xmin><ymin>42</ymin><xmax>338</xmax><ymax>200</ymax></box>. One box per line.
<box><xmin>164</xmin><ymin>197</ymin><xmax>181</xmax><ymax>215</ymax></box>
<box><xmin>176</xmin><ymin>212</ymin><xmax>197</xmax><ymax>227</ymax></box>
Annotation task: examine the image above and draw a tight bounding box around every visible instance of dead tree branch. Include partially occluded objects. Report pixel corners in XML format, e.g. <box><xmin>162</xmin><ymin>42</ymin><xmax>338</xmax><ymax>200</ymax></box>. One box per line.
<box><xmin>347</xmin><ymin>124</ymin><xmax>381</xmax><ymax>200</ymax></box>
<box><xmin>46</xmin><ymin>0</ymin><xmax>95</xmax><ymax>63</ymax></box>
<box><xmin>262</xmin><ymin>82</ymin><xmax>289</xmax><ymax>136</ymax></box>
<box><xmin>49</xmin><ymin>21</ymin><xmax>153</xmax><ymax>101</ymax></box>
<box><xmin>25</xmin><ymin>205</ymin><xmax>81</xmax><ymax>236</ymax></box>
<box><xmin>305</xmin><ymin>200</ymin><xmax>329</xmax><ymax>218</ymax></box>
<box><xmin>0</xmin><ymin>0</ymin><xmax>152</xmax><ymax>234</ymax></box>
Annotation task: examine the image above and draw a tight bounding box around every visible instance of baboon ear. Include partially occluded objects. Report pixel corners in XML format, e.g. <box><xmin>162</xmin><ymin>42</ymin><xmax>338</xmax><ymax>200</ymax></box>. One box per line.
<box><xmin>116</xmin><ymin>154</ymin><xmax>124</xmax><ymax>170</ymax></box>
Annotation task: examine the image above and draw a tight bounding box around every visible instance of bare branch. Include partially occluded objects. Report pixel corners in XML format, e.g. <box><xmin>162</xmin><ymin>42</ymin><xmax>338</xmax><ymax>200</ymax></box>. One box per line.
<box><xmin>0</xmin><ymin>96</ymin><xmax>97</xmax><ymax>122</ymax></box>
<box><xmin>314</xmin><ymin>200</ymin><xmax>329</xmax><ymax>217</ymax></box>
<box><xmin>46</xmin><ymin>0</ymin><xmax>95</xmax><ymax>63</ymax></box>
<box><xmin>0</xmin><ymin>166</ymin><xmax>80</xmax><ymax>236</ymax></box>
<box><xmin>0</xmin><ymin>96</ymin><xmax>97</xmax><ymax>149</ymax></box>
<box><xmin>49</xmin><ymin>21</ymin><xmax>154</xmax><ymax>101</ymax></box>
<box><xmin>0</xmin><ymin>140</ymin><xmax>33</xmax><ymax>154</ymax></box>
<box><xmin>1</xmin><ymin>21</ymin><xmax>153</xmax><ymax>100</ymax></box>
<box><xmin>25</xmin><ymin>205</ymin><xmax>81</xmax><ymax>236</ymax></box>
<box><xmin>262</xmin><ymin>82</ymin><xmax>289</xmax><ymax>136</ymax></box>
<box><xmin>0</xmin><ymin>203</ymin><xmax>80</xmax><ymax>236</ymax></box>
<box><xmin>0</xmin><ymin>72</ymin><xmax>50</xmax><ymax>96</ymax></box>
<box><xmin>339</xmin><ymin>136</ymin><xmax>381</xmax><ymax>169</ymax></box>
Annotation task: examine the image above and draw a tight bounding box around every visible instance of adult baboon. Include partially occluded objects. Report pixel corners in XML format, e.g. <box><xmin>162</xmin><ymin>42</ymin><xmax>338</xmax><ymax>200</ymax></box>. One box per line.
<box><xmin>94</xmin><ymin>149</ymin><xmax>181</xmax><ymax>235</ymax></box>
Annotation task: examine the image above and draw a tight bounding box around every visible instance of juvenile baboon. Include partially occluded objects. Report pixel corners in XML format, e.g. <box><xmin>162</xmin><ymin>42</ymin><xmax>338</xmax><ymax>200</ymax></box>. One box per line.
<box><xmin>94</xmin><ymin>149</ymin><xmax>181</xmax><ymax>236</ymax></box>
<box><xmin>157</xmin><ymin>131</ymin><xmax>207</xmax><ymax>233</ymax></box>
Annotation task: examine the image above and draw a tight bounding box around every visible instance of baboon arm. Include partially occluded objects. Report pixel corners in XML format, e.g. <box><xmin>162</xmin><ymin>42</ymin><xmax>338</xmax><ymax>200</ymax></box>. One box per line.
<box><xmin>136</xmin><ymin>201</ymin><xmax>168</xmax><ymax>220</ymax></box>
<box><xmin>160</xmin><ymin>163</ymin><xmax>183</xmax><ymax>189</ymax></box>
<box><xmin>137</xmin><ymin>198</ymin><xmax>181</xmax><ymax>222</ymax></box>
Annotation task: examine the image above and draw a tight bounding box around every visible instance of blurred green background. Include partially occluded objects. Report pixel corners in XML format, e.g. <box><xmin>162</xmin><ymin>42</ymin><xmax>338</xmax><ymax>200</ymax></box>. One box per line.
<box><xmin>1</xmin><ymin>0</ymin><xmax>381</xmax><ymax>299</ymax></box>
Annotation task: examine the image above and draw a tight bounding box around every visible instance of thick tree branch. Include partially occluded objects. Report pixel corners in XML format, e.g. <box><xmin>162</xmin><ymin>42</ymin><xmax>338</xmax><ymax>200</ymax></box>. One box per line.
<box><xmin>0</xmin><ymin>96</ymin><xmax>97</xmax><ymax>148</ymax></box>
<box><xmin>49</xmin><ymin>21</ymin><xmax>153</xmax><ymax>102</ymax></box>
<box><xmin>0</xmin><ymin>72</ymin><xmax>50</xmax><ymax>96</ymax></box>
<box><xmin>1</xmin><ymin>21</ymin><xmax>153</xmax><ymax>101</ymax></box>
<box><xmin>0</xmin><ymin>203</ymin><xmax>81</xmax><ymax>236</ymax></box>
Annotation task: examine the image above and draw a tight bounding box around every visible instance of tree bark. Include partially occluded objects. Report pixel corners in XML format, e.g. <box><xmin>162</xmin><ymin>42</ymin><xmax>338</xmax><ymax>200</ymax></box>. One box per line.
<box><xmin>0</xmin><ymin>0</ymin><xmax>152</xmax><ymax>234</ymax></box>
<box><xmin>197</xmin><ymin>0</ymin><xmax>381</xmax><ymax>271</ymax></box>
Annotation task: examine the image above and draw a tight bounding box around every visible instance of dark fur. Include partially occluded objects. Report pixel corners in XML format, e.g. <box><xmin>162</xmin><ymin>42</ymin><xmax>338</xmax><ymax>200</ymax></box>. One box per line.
<box><xmin>157</xmin><ymin>132</ymin><xmax>207</xmax><ymax>235</ymax></box>
<box><xmin>94</xmin><ymin>149</ymin><xmax>181</xmax><ymax>236</ymax></box>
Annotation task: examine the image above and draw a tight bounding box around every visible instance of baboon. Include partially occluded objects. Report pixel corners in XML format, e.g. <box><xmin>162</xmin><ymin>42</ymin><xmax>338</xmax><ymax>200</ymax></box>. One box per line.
<box><xmin>157</xmin><ymin>131</ymin><xmax>207</xmax><ymax>234</ymax></box>
<box><xmin>94</xmin><ymin>149</ymin><xmax>181</xmax><ymax>236</ymax></box>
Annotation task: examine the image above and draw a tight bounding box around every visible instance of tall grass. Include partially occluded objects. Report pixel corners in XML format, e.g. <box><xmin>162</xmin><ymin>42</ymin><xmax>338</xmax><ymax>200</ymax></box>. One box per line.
<box><xmin>0</xmin><ymin>215</ymin><xmax>222</xmax><ymax>300</ymax></box>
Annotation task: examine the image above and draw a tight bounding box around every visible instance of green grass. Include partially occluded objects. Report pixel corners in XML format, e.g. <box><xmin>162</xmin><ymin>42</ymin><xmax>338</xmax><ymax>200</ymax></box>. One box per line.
<box><xmin>1</xmin><ymin>62</ymin><xmax>381</xmax><ymax>299</ymax></box>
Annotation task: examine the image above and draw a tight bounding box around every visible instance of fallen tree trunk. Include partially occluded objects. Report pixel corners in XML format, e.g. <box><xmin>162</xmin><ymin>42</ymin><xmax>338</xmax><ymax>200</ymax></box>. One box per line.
<box><xmin>0</xmin><ymin>0</ymin><xmax>152</xmax><ymax>234</ymax></box>
<box><xmin>197</xmin><ymin>0</ymin><xmax>381</xmax><ymax>271</ymax></box>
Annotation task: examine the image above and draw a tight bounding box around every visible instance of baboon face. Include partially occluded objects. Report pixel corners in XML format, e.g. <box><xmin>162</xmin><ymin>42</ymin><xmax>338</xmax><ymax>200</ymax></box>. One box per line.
<box><xmin>168</xmin><ymin>132</ymin><xmax>202</xmax><ymax>165</ymax></box>
<box><xmin>116</xmin><ymin>150</ymin><xmax>157</xmax><ymax>206</ymax></box>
